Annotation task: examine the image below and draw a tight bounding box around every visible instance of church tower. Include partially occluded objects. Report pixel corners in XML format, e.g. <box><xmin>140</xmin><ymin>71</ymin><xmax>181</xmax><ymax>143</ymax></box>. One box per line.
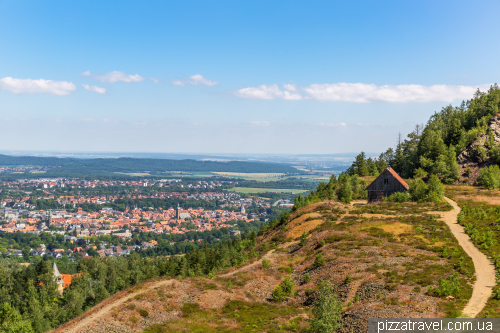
<box><xmin>47</xmin><ymin>210</ymin><xmax>52</xmax><ymax>227</ymax></box>
<box><xmin>53</xmin><ymin>262</ymin><xmax>64</xmax><ymax>295</ymax></box>
<box><xmin>176</xmin><ymin>204</ymin><xmax>180</xmax><ymax>219</ymax></box>
<box><xmin>240</xmin><ymin>204</ymin><xmax>245</xmax><ymax>215</ymax></box>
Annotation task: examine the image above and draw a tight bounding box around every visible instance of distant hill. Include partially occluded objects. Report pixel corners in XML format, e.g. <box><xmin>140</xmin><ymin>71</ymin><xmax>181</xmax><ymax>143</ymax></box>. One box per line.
<box><xmin>0</xmin><ymin>154</ymin><xmax>302</xmax><ymax>177</ymax></box>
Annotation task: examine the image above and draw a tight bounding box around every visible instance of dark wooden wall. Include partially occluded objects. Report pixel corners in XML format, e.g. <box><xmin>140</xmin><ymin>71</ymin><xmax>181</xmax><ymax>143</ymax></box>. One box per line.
<box><xmin>366</xmin><ymin>169</ymin><xmax>408</xmax><ymax>201</ymax></box>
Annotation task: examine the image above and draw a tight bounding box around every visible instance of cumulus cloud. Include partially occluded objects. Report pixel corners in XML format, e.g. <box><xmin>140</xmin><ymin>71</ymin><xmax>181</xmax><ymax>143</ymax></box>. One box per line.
<box><xmin>234</xmin><ymin>84</ymin><xmax>303</xmax><ymax>100</ymax></box>
<box><xmin>171</xmin><ymin>79</ymin><xmax>185</xmax><ymax>86</ymax></box>
<box><xmin>171</xmin><ymin>74</ymin><xmax>218</xmax><ymax>86</ymax></box>
<box><xmin>82</xmin><ymin>71</ymin><xmax>144</xmax><ymax>83</ymax></box>
<box><xmin>150</xmin><ymin>77</ymin><xmax>161</xmax><ymax>84</ymax></box>
<box><xmin>250</xmin><ymin>121</ymin><xmax>271</xmax><ymax>126</ymax></box>
<box><xmin>0</xmin><ymin>77</ymin><xmax>76</xmax><ymax>95</ymax></box>
<box><xmin>234</xmin><ymin>82</ymin><xmax>492</xmax><ymax>103</ymax></box>
<box><xmin>318</xmin><ymin>122</ymin><xmax>347</xmax><ymax>127</ymax></box>
<box><xmin>81</xmin><ymin>84</ymin><xmax>106</xmax><ymax>94</ymax></box>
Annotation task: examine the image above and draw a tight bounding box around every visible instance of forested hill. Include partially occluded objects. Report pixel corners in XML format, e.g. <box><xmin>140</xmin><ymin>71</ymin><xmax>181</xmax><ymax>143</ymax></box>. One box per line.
<box><xmin>0</xmin><ymin>155</ymin><xmax>302</xmax><ymax>176</ymax></box>
<box><xmin>347</xmin><ymin>84</ymin><xmax>500</xmax><ymax>185</ymax></box>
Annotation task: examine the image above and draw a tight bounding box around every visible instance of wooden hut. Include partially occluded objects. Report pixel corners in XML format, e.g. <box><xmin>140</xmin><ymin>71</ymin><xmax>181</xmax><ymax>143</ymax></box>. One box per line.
<box><xmin>366</xmin><ymin>167</ymin><xmax>409</xmax><ymax>202</ymax></box>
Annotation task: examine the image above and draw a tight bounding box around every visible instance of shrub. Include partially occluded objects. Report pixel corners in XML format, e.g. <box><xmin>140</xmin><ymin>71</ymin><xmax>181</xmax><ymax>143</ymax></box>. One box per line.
<box><xmin>387</xmin><ymin>192</ymin><xmax>411</xmax><ymax>203</ymax></box>
<box><xmin>313</xmin><ymin>254</ymin><xmax>326</xmax><ymax>267</ymax></box>
<box><xmin>303</xmin><ymin>273</ymin><xmax>311</xmax><ymax>284</ymax></box>
<box><xmin>477</xmin><ymin>165</ymin><xmax>500</xmax><ymax>189</ymax></box>
<box><xmin>272</xmin><ymin>276</ymin><xmax>294</xmax><ymax>302</ymax></box>
<box><xmin>272</xmin><ymin>285</ymin><xmax>286</xmax><ymax>302</ymax></box>
<box><xmin>299</xmin><ymin>232</ymin><xmax>308</xmax><ymax>246</ymax></box>
<box><xmin>409</xmin><ymin>179</ymin><xmax>428</xmax><ymax>202</ymax></box>
<box><xmin>261</xmin><ymin>258</ymin><xmax>271</xmax><ymax>273</ymax></box>
<box><xmin>426</xmin><ymin>175</ymin><xmax>445</xmax><ymax>202</ymax></box>
<box><xmin>138</xmin><ymin>309</ymin><xmax>149</xmax><ymax>317</ymax></box>
<box><xmin>430</xmin><ymin>273</ymin><xmax>461</xmax><ymax>297</ymax></box>
<box><xmin>308</xmin><ymin>280</ymin><xmax>342</xmax><ymax>333</ymax></box>
<box><xmin>181</xmin><ymin>303</ymin><xmax>200</xmax><ymax>317</ymax></box>
<box><xmin>337</xmin><ymin>174</ymin><xmax>352</xmax><ymax>204</ymax></box>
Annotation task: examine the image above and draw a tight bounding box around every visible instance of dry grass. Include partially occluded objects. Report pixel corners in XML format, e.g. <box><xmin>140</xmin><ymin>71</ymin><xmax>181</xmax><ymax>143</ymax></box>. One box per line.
<box><xmin>284</xmin><ymin>212</ymin><xmax>324</xmax><ymax>239</ymax></box>
<box><xmin>286</xmin><ymin>219</ymin><xmax>324</xmax><ymax>239</ymax></box>
<box><xmin>364</xmin><ymin>222</ymin><xmax>413</xmax><ymax>236</ymax></box>
<box><xmin>455</xmin><ymin>194</ymin><xmax>500</xmax><ymax>205</ymax></box>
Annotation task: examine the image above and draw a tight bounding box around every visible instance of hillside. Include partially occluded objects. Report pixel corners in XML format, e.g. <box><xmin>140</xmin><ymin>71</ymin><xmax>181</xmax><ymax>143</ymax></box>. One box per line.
<box><xmin>456</xmin><ymin>113</ymin><xmax>500</xmax><ymax>184</ymax></box>
<box><xmin>347</xmin><ymin>85</ymin><xmax>500</xmax><ymax>186</ymax></box>
<box><xmin>52</xmin><ymin>196</ymin><xmax>480</xmax><ymax>333</ymax></box>
<box><xmin>0</xmin><ymin>154</ymin><xmax>302</xmax><ymax>177</ymax></box>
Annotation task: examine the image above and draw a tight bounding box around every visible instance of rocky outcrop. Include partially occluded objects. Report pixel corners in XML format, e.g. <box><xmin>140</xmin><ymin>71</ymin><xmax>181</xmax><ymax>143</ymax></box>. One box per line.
<box><xmin>457</xmin><ymin>113</ymin><xmax>500</xmax><ymax>184</ymax></box>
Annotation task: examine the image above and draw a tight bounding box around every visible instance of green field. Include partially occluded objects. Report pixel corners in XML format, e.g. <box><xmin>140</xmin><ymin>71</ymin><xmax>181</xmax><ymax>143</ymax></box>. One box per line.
<box><xmin>115</xmin><ymin>172</ymin><xmax>151</xmax><ymax>176</ymax></box>
<box><xmin>228</xmin><ymin>187</ymin><xmax>309</xmax><ymax>194</ymax></box>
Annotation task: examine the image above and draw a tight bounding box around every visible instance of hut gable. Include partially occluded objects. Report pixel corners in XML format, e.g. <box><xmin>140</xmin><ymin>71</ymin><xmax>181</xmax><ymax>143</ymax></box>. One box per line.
<box><xmin>366</xmin><ymin>167</ymin><xmax>409</xmax><ymax>202</ymax></box>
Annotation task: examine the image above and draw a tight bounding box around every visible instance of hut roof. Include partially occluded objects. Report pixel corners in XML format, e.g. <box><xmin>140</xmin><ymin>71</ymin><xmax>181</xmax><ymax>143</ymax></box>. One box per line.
<box><xmin>387</xmin><ymin>167</ymin><xmax>409</xmax><ymax>189</ymax></box>
<box><xmin>366</xmin><ymin>167</ymin><xmax>410</xmax><ymax>191</ymax></box>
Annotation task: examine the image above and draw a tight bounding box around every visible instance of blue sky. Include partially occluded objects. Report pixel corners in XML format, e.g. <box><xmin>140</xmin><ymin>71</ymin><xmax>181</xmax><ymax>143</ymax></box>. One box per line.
<box><xmin>0</xmin><ymin>0</ymin><xmax>499</xmax><ymax>154</ymax></box>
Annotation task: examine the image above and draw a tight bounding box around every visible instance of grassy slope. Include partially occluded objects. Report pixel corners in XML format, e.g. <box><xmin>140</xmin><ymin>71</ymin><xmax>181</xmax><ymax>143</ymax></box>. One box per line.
<box><xmin>260</xmin><ymin>199</ymin><xmax>474</xmax><ymax>322</ymax></box>
<box><xmin>145</xmin><ymin>198</ymin><xmax>475</xmax><ymax>332</ymax></box>
<box><xmin>57</xmin><ymin>197</ymin><xmax>475</xmax><ymax>333</ymax></box>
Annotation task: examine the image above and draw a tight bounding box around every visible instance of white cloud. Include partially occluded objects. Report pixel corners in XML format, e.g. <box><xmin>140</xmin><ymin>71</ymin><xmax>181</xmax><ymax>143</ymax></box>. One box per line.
<box><xmin>81</xmin><ymin>84</ymin><xmax>106</xmax><ymax>94</ymax></box>
<box><xmin>80</xmin><ymin>118</ymin><xmax>96</xmax><ymax>122</ymax></box>
<box><xmin>250</xmin><ymin>121</ymin><xmax>271</xmax><ymax>126</ymax></box>
<box><xmin>82</xmin><ymin>71</ymin><xmax>144</xmax><ymax>83</ymax></box>
<box><xmin>188</xmin><ymin>74</ymin><xmax>218</xmax><ymax>86</ymax></box>
<box><xmin>171</xmin><ymin>74</ymin><xmax>218</xmax><ymax>86</ymax></box>
<box><xmin>234</xmin><ymin>84</ymin><xmax>303</xmax><ymax>100</ymax></box>
<box><xmin>318</xmin><ymin>122</ymin><xmax>347</xmax><ymax>127</ymax></box>
<box><xmin>171</xmin><ymin>79</ymin><xmax>185</xmax><ymax>86</ymax></box>
<box><xmin>0</xmin><ymin>77</ymin><xmax>76</xmax><ymax>95</ymax></box>
<box><xmin>234</xmin><ymin>82</ymin><xmax>492</xmax><ymax>103</ymax></box>
<box><xmin>150</xmin><ymin>77</ymin><xmax>162</xmax><ymax>84</ymax></box>
<box><xmin>103</xmin><ymin>119</ymin><xmax>119</xmax><ymax>123</ymax></box>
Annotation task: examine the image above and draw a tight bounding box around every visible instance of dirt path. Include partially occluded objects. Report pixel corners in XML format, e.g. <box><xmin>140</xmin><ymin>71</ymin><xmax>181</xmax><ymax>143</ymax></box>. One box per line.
<box><xmin>63</xmin><ymin>279</ymin><xmax>175</xmax><ymax>333</ymax></box>
<box><xmin>442</xmin><ymin>197</ymin><xmax>496</xmax><ymax>318</ymax></box>
<box><xmin>219</xmin><ymin>250</ymin><xmax>276</xmax><ymax>278</ymax></box>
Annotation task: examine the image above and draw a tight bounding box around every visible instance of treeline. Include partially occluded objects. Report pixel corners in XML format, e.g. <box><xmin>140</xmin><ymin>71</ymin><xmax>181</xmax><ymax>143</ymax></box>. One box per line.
<box><xmin>0</xmin><ymin>234</ymin><xmax>258</xmax><ymax>332</ymax></box>
<box><xmin>347</xmin><ymin>85</ymin><xmax>500</xmax><ymax>184</ymax></box>
<box><xmin>346</xmin><ymin>151</ymin><xmax>389</xmax><ymax>177</ymax></box>
<box><xmin>237</xmin><ymin>179</ymin><xmax>318</xmax><ymax>190</ymax></box>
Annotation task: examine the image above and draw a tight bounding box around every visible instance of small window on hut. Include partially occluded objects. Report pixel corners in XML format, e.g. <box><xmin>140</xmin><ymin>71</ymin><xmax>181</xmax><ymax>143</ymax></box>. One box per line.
<box><xmin>384</xmin><ymin>178</ymin><xmax>389</xmax><ymax>184</ymax></box>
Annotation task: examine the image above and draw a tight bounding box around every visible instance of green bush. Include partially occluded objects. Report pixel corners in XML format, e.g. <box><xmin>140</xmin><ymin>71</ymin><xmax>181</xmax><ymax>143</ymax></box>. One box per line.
<box><xmin>408</xmin><ymin>175</ymin><xmax>444</xmax><ymax>203</ymax></box>
<box><xmin>426</xmin><ymin>174</ymin><xmax>445</xmax><ymax>202</ymax></box>
<box><xmin>313</xmin><ymin>254</ymin><xmax>326</xmax><ymax>267</ymax></box>
<box><xmin>299</xmin><ymin>232</ymin><xmax>308</xmax><ymax>246</ymax></box>
<box><xmin>272</xmin><ymin>277</ymin><xmax>294</xmax><ymax>302</ymax></box>
<box><xmin>181</xmin><ymin>303</ymin><xmax>200</xmax><ymax>317</ymax></box>
<box><xmin>272</xmin><ymin>285</ymin><xmax>286</xmax><ymax>302</ymax></box>
<box><xmin>430</xmin><ymin>273</ymin><xmax>461</xmax><ymax>297</ymax></box>
<box><xmin>261</xmin><ymin>258</ymin><xmax>271</xmax><ymax>273</ymax></box>
<box><xmin>387</xmin><ymin>192</ymin><xmax>411</xmax><ymax>203</ymax></box>
<box><xmin>138</xmin><ymin>308</ymin><xmax>149</xmax><ymax>317</ymax></box>
<box><xmin>308</xmin><ymin>281</ymin><xmax>342</xmax><ymax>333</ymax></box>
<box><xmin>477</xmin><ymin>165</ymin><xmax>500</xmax><ymax>189</ymax></box>
<box><xmin>303</xmin><ymin>273</ymin><xmax>311</xmax><ymax>284</ymax></box>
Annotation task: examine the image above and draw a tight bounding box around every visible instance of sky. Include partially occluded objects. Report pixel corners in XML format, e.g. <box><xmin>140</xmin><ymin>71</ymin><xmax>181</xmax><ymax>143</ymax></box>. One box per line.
<box><xmin>0</xmin><ymin>0</ymin><xmax>499</xmax><ymax>155</ymax></box>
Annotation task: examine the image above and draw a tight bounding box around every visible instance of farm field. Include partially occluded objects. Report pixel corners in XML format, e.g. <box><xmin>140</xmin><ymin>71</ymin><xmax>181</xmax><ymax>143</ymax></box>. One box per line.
<box><xmin>114</xmin><ymin>172</ymin><xmax>151</xmax><ymax>176</ymax></box>
<box><xmin>212</xmin><ymin>172</ymin><xmax>286</xmax><ymax>181</ymax></box>
<box><xmin>227</xmin><ymin>187</ymin><xmax>308</xmax><ymax>194</ymax></box>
